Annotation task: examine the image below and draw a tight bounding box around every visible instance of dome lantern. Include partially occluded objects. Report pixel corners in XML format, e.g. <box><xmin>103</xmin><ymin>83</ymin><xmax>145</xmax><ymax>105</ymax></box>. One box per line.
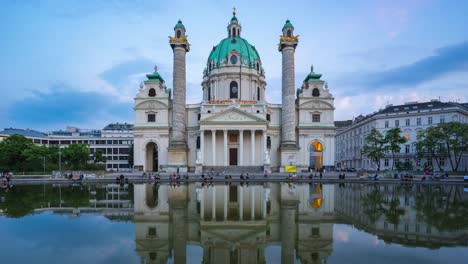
<box><xmin>227</xmin><ymin>7</ymin><xmax>242</xmax><ymax>38</ymax></box>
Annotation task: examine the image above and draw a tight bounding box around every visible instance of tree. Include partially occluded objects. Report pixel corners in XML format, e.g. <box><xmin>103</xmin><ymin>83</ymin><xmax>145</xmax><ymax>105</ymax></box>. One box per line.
<box><xmin>415</xmin><ymin>122</ymin><xmax>468</xmax><ymax>171</ymax></box>
<box><xmin>361</xmin><ymin>128</ymin><xmax>386</xmax><ymax>171</ymax></box>
<box><xmin>22</xmin><ymin>144</ymin><xmax>50</xmax><ymax>172</ymax></box>
<box><xmin>62</xmin><ymin>144</ymin><xmax>90</xmax><ymax>169</ymax></box>
<box><xmin>0</xmin><ymin>134</ymin><xmax>34</xmax><ymax>171</ymax></box>
<box><xmin>94</xmin><ymin>149</ymin><xmax>106</xmax><ymax>164</ymax></box>
<box><xmin>384</xmin><ymin>128</ymin><xmax>407</xmax><ymax>170</ymax></box>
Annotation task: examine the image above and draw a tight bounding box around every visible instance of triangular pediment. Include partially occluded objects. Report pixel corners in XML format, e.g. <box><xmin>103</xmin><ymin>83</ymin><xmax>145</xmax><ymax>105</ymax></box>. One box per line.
<box><xmin>200</xmin><ymin>107</ymin><xmax>268</xmax><ymax>124</ymax></box>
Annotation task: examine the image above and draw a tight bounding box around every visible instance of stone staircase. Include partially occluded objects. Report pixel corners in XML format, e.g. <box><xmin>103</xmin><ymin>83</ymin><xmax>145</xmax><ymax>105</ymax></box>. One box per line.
<box><xmin>202</xmin><ymin>166</ymin><xmax>263</xmax><ymax>173</ymax></box>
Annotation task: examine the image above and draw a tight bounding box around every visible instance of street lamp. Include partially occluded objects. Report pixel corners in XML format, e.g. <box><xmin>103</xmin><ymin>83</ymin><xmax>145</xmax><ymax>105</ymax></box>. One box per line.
<box><xmin>59</xmin><ymin>148</ymin><xmax>62</xmax><ymax>177</ymax></box>
<box><xmin>43</xmin><ymin>156</ymin><xmax>46</xmax><ymax>175</ymax></box>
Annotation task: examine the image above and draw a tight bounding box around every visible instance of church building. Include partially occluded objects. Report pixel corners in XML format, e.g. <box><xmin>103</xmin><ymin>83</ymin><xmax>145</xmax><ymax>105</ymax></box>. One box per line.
<box><xmin>133</xmin><ymin>10</ymin><xmax>335</xmax><ymax>172</ymax></box>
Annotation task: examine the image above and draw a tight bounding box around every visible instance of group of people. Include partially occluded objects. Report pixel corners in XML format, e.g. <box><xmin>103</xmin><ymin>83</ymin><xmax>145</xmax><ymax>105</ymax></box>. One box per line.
<box><xmin>1</xmin><ymin>171</ymin><xmax>14</xmax><ymax>191</ymax></box>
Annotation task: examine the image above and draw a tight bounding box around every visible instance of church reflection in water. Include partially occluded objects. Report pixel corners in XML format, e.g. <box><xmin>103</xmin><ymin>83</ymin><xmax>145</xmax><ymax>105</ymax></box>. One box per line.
<box><xmin>133</xmin><ymin>183</ymin><xmax>467</xmax><ymax>264</ymax></box>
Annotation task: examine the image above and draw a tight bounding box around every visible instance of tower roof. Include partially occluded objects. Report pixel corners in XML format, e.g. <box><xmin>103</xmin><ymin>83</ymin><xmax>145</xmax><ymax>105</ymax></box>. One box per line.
<box><xmin>304</xmin><ymin>65</ymin><xmax>323</xmax><ymax>82</ymax></box>
<box><xmin>145</xmin><ymin>66</ymin><xmax>165</xmax><ymax>83</ymax></box>
<box><xmin>174</xmin><ymin>20</ymin><xmax>185</xmax><ymax>30</ymax></box>
<box><xmin>283</xmin><ymin>19</ymin><xmax>294</xmax><ymax>29</ymax></box>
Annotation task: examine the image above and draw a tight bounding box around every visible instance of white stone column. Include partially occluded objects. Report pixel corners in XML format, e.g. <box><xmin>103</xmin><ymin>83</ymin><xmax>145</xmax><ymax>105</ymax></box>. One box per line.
<box><xmin>223</xmin><ymin>129</ymin><xmax>228</xmax><ymax>166</ymax></box>
<box><xmin>200</xmin><ymin>130</ymin><xmax>204</xmax><ymax>165</ymax></box>
<box><xmin>211</xmin><ymin>130</ymin><xmax>216</xmax><ymax>166</ymax></box>
<box><xmin>251</xmin><ymin>130</ymin><xmax>255</xmax><ymax>165</ymax></box>
<box><xmin>262</xmin><ymin>130</ymin><xmax>266</xmax><ymax>162</ymax></box>
<box><xmin>239</xmin><ymin>129</ymin><xmax>244</xmax><ymax>166</ymax></box>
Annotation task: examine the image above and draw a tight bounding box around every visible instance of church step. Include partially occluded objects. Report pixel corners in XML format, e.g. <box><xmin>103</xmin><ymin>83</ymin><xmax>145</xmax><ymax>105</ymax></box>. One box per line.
<box><xmin>202</xmin><ymin>166</ymin><xmax>263</xmax><ymax>173</ymax></box>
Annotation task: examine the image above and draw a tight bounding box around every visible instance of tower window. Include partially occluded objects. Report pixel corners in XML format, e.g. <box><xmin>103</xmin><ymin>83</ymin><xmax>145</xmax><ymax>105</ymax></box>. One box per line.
<box><xmin>148</xmin><ymin>88</ymin><xmax>156</xmax><ymax>97</ymax></box>
<box><xmin>257</xmin><ymin>87</ymin><xmax>261</xmax><ymax>101</ymax></box>
<box><xmin>176</xmin><ymin>30</ymin><xmax>181</xmax><ymax>38</ymax></box>
<box><xmin>232</xmin><ymin>28</ymin><xmax>236</xmax><ymax>37</ymax></box>
<box><xmin>287</xmin><ymin>29</ymin><xmax>291</xmax><ymax>37</ymax></box>
<box><xmin>266</xmin><ymin>114</ymin><xmax>271</xmax><ymax>121</ymax></box>
<box><xmin>312</xmin><ymin>88</ymin><xmax>320</xmax><ymax>97</ymax></box>
<box><xmin>196</xmin><ymin>136</ymin><xmax>200</xmax><ymax>149</ymax></box>
<box><xmin>230</xmin><ymin>81</ymin><xmax>238</xmax><ymax>99</ymax></box>
<box><xmin>207</xmin><ymin>86</ymin><xmax>211</xmax><ymax>101</ymax></box>
<box><xmin>267</xmin><ymin>136</ymin><xmax>271</xmax><ymax>149</ymax></box>
<box><xmin>147</xmin><ymin>114</ymin><xmax>156</xmax><ymax>122</ymax></box>
<box><xmin>256</xmin><ymin>62</ymin><xmax>260</xmax><ymax>71</ymax></box>
<box><xmin>312</xmin><ymin>114</ymin><xmax>320</xmax><ymax>122</ymax></box>
<box><xmin>230</xmin><ymin>55</ymin><xmax>238</xmax><ymax>65</ymax></box>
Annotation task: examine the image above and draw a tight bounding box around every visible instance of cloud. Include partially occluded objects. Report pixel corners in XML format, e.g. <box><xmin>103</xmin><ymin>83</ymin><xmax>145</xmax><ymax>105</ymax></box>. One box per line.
<box><xmin>7</xmin><ymin>83</ymin><xmax>133</xmax><ymax>131</ymax></box>
<box><xmin>99</xmin><ymin>58</ymin><xmax>155</xmax><ymax>88</ymax></box>
<box><xmin>360</xmin><ymin>41</ymin><xmax>468</xmax><ymax>88</ymax></box>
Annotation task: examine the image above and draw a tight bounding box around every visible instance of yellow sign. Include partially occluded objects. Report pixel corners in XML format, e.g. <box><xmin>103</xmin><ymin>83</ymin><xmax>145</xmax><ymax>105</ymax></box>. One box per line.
<box><xmin>285</xmin><ymin>166</ymin><xmax>296</xmax><ymax>172</ymax></box>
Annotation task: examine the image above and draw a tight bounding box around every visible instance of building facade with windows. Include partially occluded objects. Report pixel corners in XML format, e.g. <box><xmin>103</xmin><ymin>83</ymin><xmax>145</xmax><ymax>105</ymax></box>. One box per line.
<box><xmin>335</xmin><ymin>101</ymin><xmax>468</xmax><ymax>171</ymax></box>
<box><xmin>133</xmin><ymin>11</ymin><xmax>335</xmax><ymax>173</ymax></box>
<box><xmin>0</xmin><ymin>123</ymin><xmax>134</xmax><ymax>171</ymax></box>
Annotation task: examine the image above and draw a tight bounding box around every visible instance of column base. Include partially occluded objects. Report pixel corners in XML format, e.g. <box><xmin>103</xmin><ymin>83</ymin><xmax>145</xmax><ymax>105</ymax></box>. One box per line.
<box><xmin>279</xmin><ymin>144</ymin><xmax>300</xmax><ymax>172</ymax></box>
<box><xmin>167</xmin><ymin>143</ymin><xmax>188</xmax><ymax>172</ymax></box>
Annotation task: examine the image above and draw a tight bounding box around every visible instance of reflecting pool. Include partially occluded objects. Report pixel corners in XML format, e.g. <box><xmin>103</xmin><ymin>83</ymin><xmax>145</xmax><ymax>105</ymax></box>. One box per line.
<box><xmin>0</xmin><ymin>182</ymin><xmax>467</xmax><ymax>263</ymax></box>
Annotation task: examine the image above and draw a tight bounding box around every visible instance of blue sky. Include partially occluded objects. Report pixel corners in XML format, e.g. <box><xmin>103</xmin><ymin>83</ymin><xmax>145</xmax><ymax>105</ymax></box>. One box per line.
<box><xmin>1</xmin><ymin>0</ymin><xmax>467</xmax><ymax>131</ymax></box>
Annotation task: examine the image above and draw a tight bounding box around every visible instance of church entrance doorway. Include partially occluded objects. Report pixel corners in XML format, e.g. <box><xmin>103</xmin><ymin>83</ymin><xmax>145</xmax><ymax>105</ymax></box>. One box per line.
<box><xmin>309</xmin><ymin>141</ymin><xmax>323</xmax><ymax>171</ymax></box>
<box><xmin>229</xmin><ymin>148</ymin><xmax>238</xmax><ymax>165</ymax></box>
<box><xmin>145</xmin><ymin>142</ymin><xmax>159</xmax><ymax>172</ymax></box>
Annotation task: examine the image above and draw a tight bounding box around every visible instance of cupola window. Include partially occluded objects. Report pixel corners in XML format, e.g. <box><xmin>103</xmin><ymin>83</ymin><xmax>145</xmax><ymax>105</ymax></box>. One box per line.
<box><xmin>176</xmin><ymin>30</ymin><xmax>181</xmax><ymax>38</ymax></box>
<box><xmin>287</xmin><ymin>30</ymin><xmax>291</xmax><ymax>37</ymax></box>
<box><xmin>257</xmin><ymin>87</ymin><xmax>261</xmax><ymax>101</ymax></box>
<box><xmin>148</xmin><ymin>88</ymin><xmax>156</xmax><ymax>97</ymax></box>
<box><xmin>312</xmin><ymin>88</ymin><xmax>320</xmax><ymax>97</ymax></box>
<box><xmin>230</xmin><ymin>81</ymin><xmax>238</xmax><ymax>99</ymax></box>
<box><xmin>230</xmin><ymin>55</ymin><xmax>238</xmax><ymax>65</ymax></box>
<box><xmin>232</xmin><ymin>28</ymin><xmax>236</xmax><ymax>37</ymax></box>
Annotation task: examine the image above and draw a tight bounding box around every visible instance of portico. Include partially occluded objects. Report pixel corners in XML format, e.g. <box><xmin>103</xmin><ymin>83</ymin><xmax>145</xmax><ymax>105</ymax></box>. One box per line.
<box><xmin>198</xmin><ymin>107</ymin><xmax>268</xmax><ymax>167</ymax></box>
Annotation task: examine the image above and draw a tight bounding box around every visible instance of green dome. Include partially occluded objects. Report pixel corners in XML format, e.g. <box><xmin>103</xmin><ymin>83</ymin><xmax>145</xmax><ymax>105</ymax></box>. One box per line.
<box><xmin>208</xmin><ymin>37</ymin><xmax>260</xmax><ymax>67</ymax></box>
<box><xmin>283</xmin><ymin>19</ymin><xmax>293</xmax><ymax>29</ymax></box>
<box><xmin>174</xmin><ymin>20</ymin><xmax>185</xmax><ymax>30</ymax></box>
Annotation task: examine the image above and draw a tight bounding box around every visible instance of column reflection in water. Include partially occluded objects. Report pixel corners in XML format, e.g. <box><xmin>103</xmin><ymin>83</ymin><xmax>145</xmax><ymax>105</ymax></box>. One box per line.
<box><xmin>132</xmin><ymin>182</ymin><xmax>467</xmax><ymax>263</ymax></box>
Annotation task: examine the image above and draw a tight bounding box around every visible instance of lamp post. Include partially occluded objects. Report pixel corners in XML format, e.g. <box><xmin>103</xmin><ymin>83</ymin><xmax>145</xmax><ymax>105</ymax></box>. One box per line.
<box><xmin>59</xmin><ymin>148</ymin><xmax>62</xmax><ymax>177</ymax></box>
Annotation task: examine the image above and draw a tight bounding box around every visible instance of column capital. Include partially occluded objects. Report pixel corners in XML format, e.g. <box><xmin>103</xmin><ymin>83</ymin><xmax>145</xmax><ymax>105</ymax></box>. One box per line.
<box><xmin>211</xmin><ymin>129</ymin><xmax>216</xmax><ymax>133</ymax></box>
<box><xmin>223</xmin><ymin>129</ymin><xmax>228</xmax><ymax>133</ymax></box>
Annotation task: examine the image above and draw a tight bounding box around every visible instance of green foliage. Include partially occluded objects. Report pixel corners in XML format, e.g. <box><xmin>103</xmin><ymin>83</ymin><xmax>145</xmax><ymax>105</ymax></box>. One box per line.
<box><xmin>62</xmin><ymin>144</ymin><xmax>90</xmax><ymax>170</ymax></box>
<box><xmin>361</xmin><ymin>128</ymin><xmax>386</xmax><ymax>170</ymax></box>
<box><xmin>0</xmin><ymin>135</ymin><xmax>35</xmax><ymax>171</ymax></box>
<box><xmin>94</xmin><ymin>149</ymin><xmax>106</xmax><ymax>164</ymax></box>
<box><xmin>414</xmin><ymin>122</ymin><xmax>468</xmax><ymax>171</ymax></box>
<box><xmin>384</xmin><ymin>128</ymin><xmax>407</xmax><ymax>170</ymax></box>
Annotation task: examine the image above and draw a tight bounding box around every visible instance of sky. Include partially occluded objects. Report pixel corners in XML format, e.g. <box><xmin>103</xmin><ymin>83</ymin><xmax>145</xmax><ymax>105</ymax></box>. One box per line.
<box><xmin>1</xmin><ymin>0</ymin><xmax>467</xmax><ymax>132</ymax></box>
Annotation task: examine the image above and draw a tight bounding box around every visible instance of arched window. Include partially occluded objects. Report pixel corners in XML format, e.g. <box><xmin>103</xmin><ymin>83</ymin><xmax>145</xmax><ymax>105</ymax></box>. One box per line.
<box><xmin>176</xmin><ymin>30</ymin><xmax>181</xmax><ymax>38</ymax></box>
<box><xmin>256</xmin><ymin>62</ymin><xmax>259</xmax><ymax>71</ymax></box>
<box><xmin>312</xmin><ymin>88</ymin><xmax>320</xmax><ymax>97</ymax></box>
<box><xmin>148</xmin><ymin>88</ymin><xmax>156</xmax><ymax>97</ymax></box>
<box><xmin>232</xmin><ymin>28</ymin><xmax>236</xmax><ymax>37</ymax></box>
<box><xmin>237</xmin><ymin>28</ymin><xmax>240</xmax><ymax>36</ymax></box>
<box><xmin>257</xmin><ymin>87</ymin><xmax>261</xmax><ymax>101</ymax></box>
<box><xmin>287</xmin><ymin>30</ymin><xmax>291</xmax><ymax>37</ymax></box>
<box><xmin>230</xmin><ymin>81</ymin><xmax>238</xmax><ymax>99</ymax></box>
<box><xmin>207</xmin><ymin>85</ymin><xmax>211</xmax><ymax>101</ymax></box>
<box><xmin>267</xmin><ymin>136</ymin><xmax>271</xmax><ymax>149</ymax></box>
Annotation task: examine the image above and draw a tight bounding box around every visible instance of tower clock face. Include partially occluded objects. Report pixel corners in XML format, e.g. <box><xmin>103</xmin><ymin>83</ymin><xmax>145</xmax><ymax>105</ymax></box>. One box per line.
<box><xmin>230</xmin><ymin>55</ymin><xmax>238</xmax><ymax>64</ymax></box>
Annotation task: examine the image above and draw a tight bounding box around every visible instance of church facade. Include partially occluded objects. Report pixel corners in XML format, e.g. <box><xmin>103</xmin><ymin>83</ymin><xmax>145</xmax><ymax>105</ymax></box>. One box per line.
<box><xmin>133</xmin><ymin>11</ymin><xmax>335</xmax><ymax>172</ymax></box>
